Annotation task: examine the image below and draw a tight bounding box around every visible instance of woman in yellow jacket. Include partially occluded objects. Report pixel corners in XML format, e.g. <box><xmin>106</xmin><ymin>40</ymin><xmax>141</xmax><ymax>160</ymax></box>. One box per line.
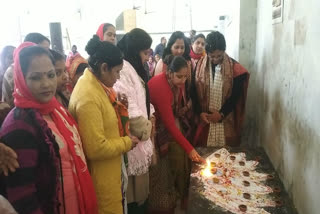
<box><xmin>69</xmin><ymin>35</ymin><xmax>139</xmax><ymax>214</ymax></box>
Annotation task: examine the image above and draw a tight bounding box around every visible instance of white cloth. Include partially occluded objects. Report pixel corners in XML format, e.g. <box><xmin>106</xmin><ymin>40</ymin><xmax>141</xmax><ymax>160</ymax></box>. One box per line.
<box><xmin>113</xmin><ymin>60</ymin><xmax>154</xmax><ymax>176</ymax></box>
<box><xmin>207</xmin><ymin>64</ymin><xmax>225</xmax><ymax>146</ymax></box>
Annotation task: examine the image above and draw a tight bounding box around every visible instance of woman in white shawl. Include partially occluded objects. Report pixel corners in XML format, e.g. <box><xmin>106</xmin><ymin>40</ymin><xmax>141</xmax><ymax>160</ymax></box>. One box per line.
<box><xmin>113</xmin><ymin>28</ymin><xmax>154</xmax><ymax>213</ymax></box>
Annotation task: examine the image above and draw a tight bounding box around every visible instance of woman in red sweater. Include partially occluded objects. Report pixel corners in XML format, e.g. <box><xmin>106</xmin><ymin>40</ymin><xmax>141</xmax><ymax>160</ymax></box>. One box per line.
<box><xmin>148</xmin><ymin>55</ymin><xmax>203</xmax><ymax>213</ymax></box>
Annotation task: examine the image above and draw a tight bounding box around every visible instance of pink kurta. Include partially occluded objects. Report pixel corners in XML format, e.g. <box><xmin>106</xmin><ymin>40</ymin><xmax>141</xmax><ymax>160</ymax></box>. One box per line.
<box><xmin>44</xmin><ymin>115</ymin><xmax>80</xmax><ymax>214</ymax></box>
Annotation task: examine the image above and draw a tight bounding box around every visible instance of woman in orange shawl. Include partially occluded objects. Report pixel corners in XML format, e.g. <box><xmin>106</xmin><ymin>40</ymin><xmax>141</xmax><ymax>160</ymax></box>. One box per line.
<box><xmin>66</xmin><ymin>54</ymin><xmax>88</xmax><ymax>89</ymax></box>
<box><xmin>192</xmin><ymin>31</ymin><xmax>249</xmax><ymax>147</ymax></box>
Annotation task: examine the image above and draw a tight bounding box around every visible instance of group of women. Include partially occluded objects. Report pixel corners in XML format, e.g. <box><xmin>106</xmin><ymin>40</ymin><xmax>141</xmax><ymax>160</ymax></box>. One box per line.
<box><xmin>0</xmin><ymin>22</ymin><xmax>249</xmax><ymax>214</ymax></box>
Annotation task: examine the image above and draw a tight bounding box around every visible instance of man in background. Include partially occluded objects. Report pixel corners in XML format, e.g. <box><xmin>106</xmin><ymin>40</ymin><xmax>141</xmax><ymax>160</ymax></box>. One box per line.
<box><xmin>187</xmin><ymin>29</ymin><xmax>196</xmax><ymax>46</ymax></box>
<box><xmin>154</xmin><ymin>37</ymin><xmax>166</xmax><ymax>57</ymax></box>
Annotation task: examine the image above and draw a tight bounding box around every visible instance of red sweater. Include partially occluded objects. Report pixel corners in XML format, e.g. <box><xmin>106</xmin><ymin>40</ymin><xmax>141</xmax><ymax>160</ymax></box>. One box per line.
<box><xmin>148</xmin><ymin>72</ymin><xmax>194</xmax><ymax>154</ymax></box>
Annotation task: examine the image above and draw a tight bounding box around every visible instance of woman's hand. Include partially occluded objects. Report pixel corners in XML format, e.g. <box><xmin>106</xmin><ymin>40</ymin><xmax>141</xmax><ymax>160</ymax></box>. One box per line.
<box><xmin>200</xmin><ymin>112</ymin><xmax>210</xmax><ymax>124</ymax></box>
<box><xmin>207</xmin><ymin>111</ymin><xmax>222</xmax><ymax>123</ymax></box>
<box><xmin>188</xmin><ymin>149</ymin><xmax>205</xmax><ymax>163</ymax></box>
<box><xmin>129</xmin><ymin>135</ymin><xmax>140</xmax><ymax>150</ymax></box>
<box><xmin>0</xmin><ymin>143</ymin><xmax>19</xmax><ymax>176</ymax></box>
<box><xmin>177</xmin><ymin>106</ymin><xmax>188</xmax><ymax>117</ymax></box>
<box><xmin>150</xmin><ymin>115</ymin><xmax>156</xmax><ymax>137</ymax></box>
<box><xmin>118</xmin><ymin>93</ymin><xmax>128</xmax><ymax>108</ymax></box>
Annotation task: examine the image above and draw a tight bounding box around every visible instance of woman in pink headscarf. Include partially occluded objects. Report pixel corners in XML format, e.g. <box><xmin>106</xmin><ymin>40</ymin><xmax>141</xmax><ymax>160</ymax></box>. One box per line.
<box><xmin>0</xmin><ymin>42</ymin><xmax>97</xmax><ymax>214</ymax></box>
<box><xmin>96</xmin><ymin>23</ymin><xmax>117</xmax><ymax>44</ymax></box>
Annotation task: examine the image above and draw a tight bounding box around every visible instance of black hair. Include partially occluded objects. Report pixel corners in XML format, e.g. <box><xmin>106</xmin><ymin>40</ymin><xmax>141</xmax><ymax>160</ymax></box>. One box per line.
<box><xmin>117</xmin><ymin>28</ymin><xmax>152</xmax><ymax>118</ymax></box>
<box><xmin>24</xmin><ymin>33</ymin><xmax>50</xmax><ymax>44</ymax></box>
<box><xmin>85</xmin><ymin>35</ymin><xmax>123</xmax><ymax>75</ymax></box>
<box><xmin>72</xmin><ymin>45</ymin><xmax>77</xmax><ymax>49</ymax></box>
<box><xmin>162</xmin><ymin>31</ymin><xmax>191</xmax><ymax>61</ymax></box>
<box><xmin>49</xmin><ymin>49</ymin><xmax>65</xmax><ymax>64</ymax></box>
<box><xmin>117</xmin><ymin>28</ymin><xmax>152</xmax><ymax>81</ymax></box>
<box><xmin>190</xmin><ymin>30</ymin><xmax>196</xmax><ymax>35</ymax></box>
<box><xmin>19</xmin><ymin>46</ymin><xmax>54</xmax><ymax>76</ymax></box>
<box><xmin>164</xmin><ymin>55</ymin><xmax>188</xmax><ymax>73</ymax></box>
<box><xmin>205</xmin><ymin>31</ymin><xmax>226</xmax><ymax>53</ymax></box>
<box><xmin>75</xmin><ymin>63</ymin><xmax>88</xmax><ymax>75</ymax></box>
<box><xmin>161</xmin><ymin>37</ymin><xmax>166</xmax><ymax>42</ymax></box>
<box><xmin>192</xmin><ymin>34</ymin><xmax>205</xmax><ymax>43</ymax></box>
<box><xmin>103</xmin><ymin>23</ymin><xmax>115</xmax><ymax>34</ymax></box>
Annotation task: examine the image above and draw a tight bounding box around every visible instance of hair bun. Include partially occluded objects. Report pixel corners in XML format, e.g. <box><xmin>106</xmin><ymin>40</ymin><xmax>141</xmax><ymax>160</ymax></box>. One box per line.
<box><xmin>163</xmin><ymin>54</ymin><xmax>175</xmax><ymax>66</ymax></box>
<box><xmin>85</xmin><ymin>35</ymin><xmax>102</xmax><ymax>56</ymax></box>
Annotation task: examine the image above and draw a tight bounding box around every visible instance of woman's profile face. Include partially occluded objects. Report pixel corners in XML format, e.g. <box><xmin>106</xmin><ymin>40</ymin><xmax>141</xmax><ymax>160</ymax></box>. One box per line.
<box><xmin>100</xmin><ymin>62</ymin><xmax>123</xmax><ymax>87</ymax></box>
<box><xmin>54</xmin><ymin>59</ymin><xmax>68</xmax><ymax>93</ymax></box>
<box><xmin>170</xmin><ymin>66</ymin><xmax>188</xmax><ymax>88</ymax></box>
<box><xmin>139</xmin><ymin>49</ymin><xmax>150</xmax><ymax>65</ymax></box>
<box><xmin>103</xmin><ymin>26</ymin><xmax>116</xmax><ymax>44</ymax></box>
<box><xmin>25</xmin><ymin>54</ymin><xmax>57</xmax><ymax>103</ymax></box>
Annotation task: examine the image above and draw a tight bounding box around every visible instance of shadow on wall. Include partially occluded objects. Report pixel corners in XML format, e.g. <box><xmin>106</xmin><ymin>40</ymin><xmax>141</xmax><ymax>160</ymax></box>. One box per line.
<box><xmin>241</xmin><ymin>51</ymin><xmax>266</xmax><ymax>148</ymax></box>
<box><xmin>241</xmin><ymin>69</ymin><xmax>263</xmax><ymax>147</ymax></box>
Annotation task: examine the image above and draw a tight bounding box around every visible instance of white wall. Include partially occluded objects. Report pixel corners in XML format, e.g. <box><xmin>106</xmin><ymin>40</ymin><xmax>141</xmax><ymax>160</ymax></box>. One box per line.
<box><xmin>0</xmin><ymin>0</ymin><xmax>240</xmax><ymax>54</ymax></box>
<box><xmin>224</xmin><ymin>0</ymin><xmax>240</xmax><ymax>60</ymax></box>
<box><xmin>238</xmin><ymin>0</ymin><xmax>259</xmax><ymax>146</ymax></box>
<box><xmin>246</xmin><ymin>0</ymin><xmax>320</xmax><ymax>213</ymax></box>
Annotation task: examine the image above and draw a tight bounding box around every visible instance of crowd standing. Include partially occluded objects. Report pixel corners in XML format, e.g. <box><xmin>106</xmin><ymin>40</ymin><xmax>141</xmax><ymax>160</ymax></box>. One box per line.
<box><xmin>0</xmin><ymin>25</ymin><xmax>249</xmax><ymax>214</ymax></box>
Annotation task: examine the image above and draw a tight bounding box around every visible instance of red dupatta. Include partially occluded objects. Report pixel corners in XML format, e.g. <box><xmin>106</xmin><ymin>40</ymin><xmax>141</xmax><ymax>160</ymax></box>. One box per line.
<box><xmin>13</xmin><ymin>42</ymin><xmax>98</xmax><ymax>214</ymax></box>
<box><xmin>189</xmin><ymin>48</ymin><xmax>204</xmax><ymax>60</ymax></box>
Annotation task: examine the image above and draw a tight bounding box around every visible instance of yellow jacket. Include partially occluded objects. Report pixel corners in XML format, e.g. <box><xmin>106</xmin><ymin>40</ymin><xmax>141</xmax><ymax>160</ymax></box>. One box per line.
<box><xmin>69</xmin><ymin>69</ymin><xmax>132</xmax><ymax>214</ymax></box>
